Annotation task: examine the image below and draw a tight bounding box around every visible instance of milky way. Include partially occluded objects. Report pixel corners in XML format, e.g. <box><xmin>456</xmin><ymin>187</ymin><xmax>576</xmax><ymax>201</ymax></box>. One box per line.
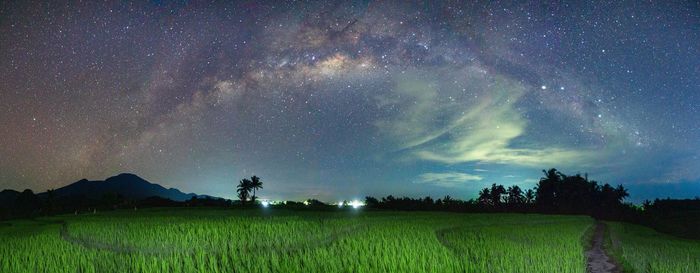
<box><xmin>1</xmin><ymin>1</ymin><xmax>699</xmax><ymax>202</ymax></box>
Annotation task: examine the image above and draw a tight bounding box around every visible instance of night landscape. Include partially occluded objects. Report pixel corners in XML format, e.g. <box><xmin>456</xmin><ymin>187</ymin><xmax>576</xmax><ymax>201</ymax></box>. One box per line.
<box><xmin>1</xmin><ymin>1</ymin><xmax>699</xmax><ymax>272</ymax></box>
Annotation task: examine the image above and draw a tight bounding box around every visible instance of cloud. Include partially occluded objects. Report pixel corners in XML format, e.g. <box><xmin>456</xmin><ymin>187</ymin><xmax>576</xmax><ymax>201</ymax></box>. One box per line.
<box><xmin>375</xmin><ymin>67</ymin><xmax>597</xmax><ymax>167</ymax></box>
<box><xmin>414</xmin><ymin>172</ymin><xmax>483</xmax><ymax>188</ymax></box>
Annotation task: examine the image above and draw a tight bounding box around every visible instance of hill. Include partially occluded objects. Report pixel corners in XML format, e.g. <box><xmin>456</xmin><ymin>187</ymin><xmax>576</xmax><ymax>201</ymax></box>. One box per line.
<box><xmin>42</xmin><ymin>173</ymin><xmax>203</xmax><ymax>202</ymax></box>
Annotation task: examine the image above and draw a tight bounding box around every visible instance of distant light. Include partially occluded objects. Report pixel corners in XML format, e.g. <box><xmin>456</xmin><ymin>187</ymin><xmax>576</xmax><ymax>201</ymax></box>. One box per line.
<box><xmin>349</xmin><ymin>200</ymin><xmax>365</xmax><ymax>209</ymax></box>
<box><xmin>303</xmin><ymin>200</ymin><xmax>310</xmax><ymax>206</ymax></box>
<box><xmin>540</xmin><ymin>85</ymin><xmax>547</xmax><ymax>90</ymax></box>
<box><xmin>338</xmin><ymin>202</ymin><xmax>344</xmax><ymax>208</ymax></box>
<box><xmin>261</xmin><ymin>201</ymin><xmax>269</xmax><ymax>207</ymax></box>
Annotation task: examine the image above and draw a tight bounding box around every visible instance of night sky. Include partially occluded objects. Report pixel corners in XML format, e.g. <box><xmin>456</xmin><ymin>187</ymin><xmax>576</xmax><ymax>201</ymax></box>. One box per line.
<box><xmin>1</xmin><ymin>1</ymin><xmax>699</xmax><ymax>202</ymax></box>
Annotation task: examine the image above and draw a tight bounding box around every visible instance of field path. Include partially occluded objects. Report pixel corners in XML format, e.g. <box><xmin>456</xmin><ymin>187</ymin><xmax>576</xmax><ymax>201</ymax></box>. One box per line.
<box><xmin>58</xmin><ymin>221</ymin><xmax>164</xmax><ymax>254</ymax></box>
<box><xmin>586</xmin><ymin>222</ymin><xmax>621</xmax><ymax>273</ymax></box>
<box><xmin>56</xmin><ymin>219</ymin><xmax>366</xmax><ymax>255</ymax></box>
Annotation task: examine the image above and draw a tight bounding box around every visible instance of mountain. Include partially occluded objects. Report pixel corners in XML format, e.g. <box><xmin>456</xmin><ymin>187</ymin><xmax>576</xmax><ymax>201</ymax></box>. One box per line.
<box><xmin>45</xmin><ymin>173</ymin><xmax>202</xmax><ymax>202</ymax></box>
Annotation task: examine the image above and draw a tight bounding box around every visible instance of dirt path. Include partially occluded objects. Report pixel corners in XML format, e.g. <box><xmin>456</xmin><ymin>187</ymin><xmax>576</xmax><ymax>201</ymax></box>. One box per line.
<box><xmin>586</xmin><ymin>222</ymin><xmax>621</xmax><ymax>273</ymax></box>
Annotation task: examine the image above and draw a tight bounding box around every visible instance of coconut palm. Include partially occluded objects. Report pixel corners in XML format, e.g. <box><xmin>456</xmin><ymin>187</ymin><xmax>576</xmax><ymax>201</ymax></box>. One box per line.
<box><xmin>237</xmin><ymin>178</ymin><xmax>252</xmax><ymax>205</ymax></box>
<box><xmin>524</xmin><ymin>189</ymin><xmax>535</xmax><ymax>204</ymax></box>
<box><xmin>506</xmin><ymin>185</ymin><xmax>525</xmax><ymax>205</ymax></box>
<box><xmin>249</xmin><ymin>175</ymin><xmax>263</xmax><ymax>202</ymax></box>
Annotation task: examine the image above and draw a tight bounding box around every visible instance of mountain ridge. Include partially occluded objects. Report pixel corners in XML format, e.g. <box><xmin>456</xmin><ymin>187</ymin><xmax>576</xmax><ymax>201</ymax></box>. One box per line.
<box><xmin>1</xmin><ymin>173</ymin><xmax>215</xmax><ymax>204</ymax></box>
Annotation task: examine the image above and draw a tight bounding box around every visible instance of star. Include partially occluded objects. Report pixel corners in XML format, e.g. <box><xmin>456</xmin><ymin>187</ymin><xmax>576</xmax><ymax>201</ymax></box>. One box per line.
<box><xmin>0</xmin><ymin>0</ymin><xmax>697</xmax><ymax>202</ymax></box>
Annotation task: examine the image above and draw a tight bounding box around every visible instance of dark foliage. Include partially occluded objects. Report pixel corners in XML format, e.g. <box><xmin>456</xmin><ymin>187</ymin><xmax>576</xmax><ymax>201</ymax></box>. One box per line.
<box><xmin>364</xmin><ymin>168</ymin><xmax>632</xmax><ymax>219</ymax></box>
<box><xmin>186</xmin><ymin>196</ymin><xmax>233</xmax><ymax>207</ymax></box>
<box><xmin>236</xmin><ymin>175</ymin><xmax>263</xmax><ymax>205</ymax></box>
<box><xmin>1</xmin><ymin>169</ymin><xmax>698</xmax><ymax>240</ymax></box>
<box><xmin>533</xmin><ymin>169</ymin><xmax>629</xmax><ymax>219</ymax></box>
<box><xmin>636</xmin><ymin>198</ymin><xmax>700</xmax><ymax>239</ymax></box>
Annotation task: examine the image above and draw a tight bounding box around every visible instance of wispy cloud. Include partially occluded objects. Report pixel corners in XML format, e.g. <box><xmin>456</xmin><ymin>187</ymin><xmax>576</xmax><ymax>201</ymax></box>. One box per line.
<box><xmin>376</xmin><ymin>68</ymin><xmax>596</xmax><ymax>167</ymax></box>
<box><xmin>414</xmin><ymin>172</ymin><xmax>483</xmax><ymax>188</ymax></box>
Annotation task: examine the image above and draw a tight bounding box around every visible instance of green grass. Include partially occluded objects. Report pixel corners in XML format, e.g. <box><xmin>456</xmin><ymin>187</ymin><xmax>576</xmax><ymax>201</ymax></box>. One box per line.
<box><xmin>606</xmin><ymin>222</ymin><xmax>700</xmax><ymax>273</ymax></box>
<box><xmin>2</xmin><ymin>208</ymin><xmax>592</xmax><ymax>273</ymax></box>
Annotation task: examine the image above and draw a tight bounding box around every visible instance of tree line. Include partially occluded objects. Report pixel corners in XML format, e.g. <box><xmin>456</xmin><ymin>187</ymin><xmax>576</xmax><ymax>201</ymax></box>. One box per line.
<box><xmin>2</xmin><ymin>168</ymin><xmax>699</xmax><ymax>237</ymax></box>
<box><xmin>364</xmin><ymin>168</ymin><xmax>633</xmax><ymax>220</ymax></box>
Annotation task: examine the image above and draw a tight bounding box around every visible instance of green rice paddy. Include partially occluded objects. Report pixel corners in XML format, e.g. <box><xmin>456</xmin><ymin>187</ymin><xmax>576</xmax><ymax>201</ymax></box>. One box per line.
<box><xmin>0</xmin><ymin>208</ymin><xmax>697</xmax><ymax>272</ymax></box>
<box><xmin>606</xmin><ymin>222</ymin><xmax>700</xmax><ymax>273</ymax></box>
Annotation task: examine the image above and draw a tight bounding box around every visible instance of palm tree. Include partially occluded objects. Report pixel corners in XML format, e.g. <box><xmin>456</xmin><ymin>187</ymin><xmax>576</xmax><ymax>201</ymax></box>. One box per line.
<box><xmin>614</xmin><ymin>185</ymin><xmax>629</xmax><ymax>202</ymax></box>
<box><xmin>249</xmin><ymin>175</ymin><xmax>263</xmax><ymax>202</ymax></box>
<box><xmin>237</xmin><ymin>178</ymin><xmax>252</xmax><ymax>205</ymax></box>
<box><xmin>478</xmin><ymin>188</ymin><xmax>491</xmax><ymax>206</ymax></box>
<box><xmin>524</xmin><ymin>189</ymin><xmax>535</xmax><ymax>204</ymax></box>
<box><xmin>506</xmin><ymin>185</ymin><xmax>524</xmax><ymax>205</ymax></box>
<box><xmin>489</xmin><ymin>184</ymin><xmax>506</xmax><ymax>207</ymax></box>
<box><xmin>442</xmin><ymin>195</ymin><xmax>453</xmax><ymax>205</ymax></box>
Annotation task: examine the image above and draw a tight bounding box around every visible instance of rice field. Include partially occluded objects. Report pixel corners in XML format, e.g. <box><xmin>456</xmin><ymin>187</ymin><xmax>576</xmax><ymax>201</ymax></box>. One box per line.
<box><xmin>0</xmin><ymin>208</ymin><xmax>631</xmax><ymax>273</ymax></box>
<box><xmin>606</xmin><ymin>222</ymin><xmax>700</xmax><ymax>273</ymax></box>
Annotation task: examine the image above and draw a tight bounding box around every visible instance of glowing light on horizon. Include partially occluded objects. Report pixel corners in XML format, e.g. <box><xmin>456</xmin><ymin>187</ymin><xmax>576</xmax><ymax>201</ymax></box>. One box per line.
<box><xmin>349</xmin><ymin>200</ymin><xmax>365</xmax><ymax>209</ymax></box>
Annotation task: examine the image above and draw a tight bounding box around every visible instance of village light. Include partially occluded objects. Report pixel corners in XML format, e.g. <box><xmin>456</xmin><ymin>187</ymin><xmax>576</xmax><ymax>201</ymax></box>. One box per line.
<box><xmin>349</xmin><ymin>200</ymin><xmax>364</xmax><ymax>209</ymax></box>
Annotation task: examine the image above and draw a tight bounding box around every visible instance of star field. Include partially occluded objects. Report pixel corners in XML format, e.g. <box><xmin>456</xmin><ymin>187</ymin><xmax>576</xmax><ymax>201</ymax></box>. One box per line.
<box><xmin>1</xmin><ymin>1</ymin><xmax>699</xmax><ymax>202</ymax></box>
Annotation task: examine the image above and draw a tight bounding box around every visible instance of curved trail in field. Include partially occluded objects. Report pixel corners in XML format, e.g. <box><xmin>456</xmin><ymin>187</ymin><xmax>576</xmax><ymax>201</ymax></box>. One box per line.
<box><xmin>585</xmin><ymin>222</ymin><xmax>621</xmax><ymax>273</ymax></box>
<box><xmin>434</xmin><ymin>219</ymin><xmax>586</xmax><ymax>255</ymax></box>
<box><xmin>58</xmin><ymin>221</ymin><xmax>164</xmax><ymax>254</ymax></box>
<box><xmin>56</xmin><ymin>220</ymin><xmax>367</xmax><ymax>256</ymax></box>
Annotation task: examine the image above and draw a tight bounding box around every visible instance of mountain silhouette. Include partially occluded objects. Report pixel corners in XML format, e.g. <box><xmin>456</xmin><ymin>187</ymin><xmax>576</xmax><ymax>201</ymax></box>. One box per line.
<box><xmin>42</xmin><ymin>173</ymin><xmax>205</xmax><ymax>202</ymax></box>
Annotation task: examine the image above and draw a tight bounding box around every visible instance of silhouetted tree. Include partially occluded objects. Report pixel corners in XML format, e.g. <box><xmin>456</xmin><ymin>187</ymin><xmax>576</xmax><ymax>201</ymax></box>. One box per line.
<box><xmin>443</xmin><ymin>195</ymin><xmax>453</xmax><ymax>204</ymax></box>
<box><xmin>535</xmin><ymin>169</ymin><xmax>561</xmax><ymax>212</ymax></box>
<box><xmin>237</xmin><ymin>178</ymin><xmax>252</xmax><ymax>205</ymax></box>
<box><xmin>15</xmin><ymin>189</ymin><xmax>39</xmax><ymax>217</ymax></box>
<box><xmin>364</xmin><ymin>196</ymin><xmax>379</xmax><ymax>208</ymax></box>
<box><xmin>382</xmin><ymin>195</ymin><xmax>396</xmax><ymax>204</ymax></box>
<box><xmin>478</xmin><ymin>188</ymin><xmax>491</xmax><ymax>206</ymax></box>
<box><xmin>490</xmin><ymin>184</ymin><xmax>506</xmax><ymax>208</ymax></box>
<box><xmin>615</xmin><ymin>185</ymin><xmax>629</xmax><ymax>202</ymax></box>
<box><xmin>250</xmin><ymin>175</ymin><xmax>263</xmax><ymax>202</ymax></box>
<box><xmin>306</xmin><ymin>199</ymin><xmax>326</xmax><ymax>207</ymax></box>
<box><xmin>361</xmin><ymin>168</ymin><xmax>633</xmax><ymax>220</ymax></box>
<box><xmin>524</xmin><ymin>189</ymin><xmax>535</xmax><ymax>204</ymax></box>
<box><xmin>423</xmin><ymin>196</ymin><xmax>434</xmax><ymax>208</ymax></box>
<box><xmin>506</xmin><ymin>185</ymin><xmax>525</xmax><ymax>206</ymax></box>
<box><xmin>530</xmin><ymin>168</ymin><xmax>631</xmax><ymax>217</ymax></box>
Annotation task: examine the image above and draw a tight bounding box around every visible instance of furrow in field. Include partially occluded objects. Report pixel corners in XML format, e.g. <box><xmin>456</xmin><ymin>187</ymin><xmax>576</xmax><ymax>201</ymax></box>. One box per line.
<box><xmin>57</xmin><ymin>219</ymin><xmax>367</xmax><ymax>256</ymax></box>
<box><xmin>434</xmin><ymin>219</ymin><xmax>585</xmax><ymax>255</ymax></box>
